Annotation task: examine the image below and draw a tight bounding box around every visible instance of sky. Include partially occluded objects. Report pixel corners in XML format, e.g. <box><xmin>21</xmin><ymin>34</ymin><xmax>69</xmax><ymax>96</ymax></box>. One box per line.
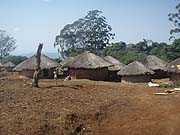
<box><xmin>0</xmin><ymin>0</ymin><xmax>177</xmax><ymax>56</ymax></box>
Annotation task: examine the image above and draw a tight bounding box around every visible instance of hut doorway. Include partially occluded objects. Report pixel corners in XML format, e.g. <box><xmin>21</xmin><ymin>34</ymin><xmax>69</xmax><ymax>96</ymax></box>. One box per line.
<box><xmin>42</xmin><ymin>69</ymin><xmax>49</xmax><ymax>78</ymax></box>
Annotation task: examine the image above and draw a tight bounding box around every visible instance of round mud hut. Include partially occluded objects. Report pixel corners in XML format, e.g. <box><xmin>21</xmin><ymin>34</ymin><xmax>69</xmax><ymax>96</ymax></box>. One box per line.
<box><xmin>67</xmin><ymin>51</ymin><xmax>112</xmax><ymax>81</ymax></box>
<box><xmin>14</xmin><ymin>54</ymin><xmax>59</xmax><ymax>78</ymax></box>
<box><xmin>104</xmin><ymin>56</ymin><xmax>125</xmax><ymax>81</ymax></box>
<box><xmin>117</xmin><ymin>61</ymin><xmax>154</xmax><ymax>83</ymax></box>
<box><xmin>142</xmin><ymin>55</ymin><xmax>168</xmax><ymax>79</ymax></box>
<box><xmin>167</xmin><ymin>57</ymin><xmax>180</xmax><ymax>84</ymax></box>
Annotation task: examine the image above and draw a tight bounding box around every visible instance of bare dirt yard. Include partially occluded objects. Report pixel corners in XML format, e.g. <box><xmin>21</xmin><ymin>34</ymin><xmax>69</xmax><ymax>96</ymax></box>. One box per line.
<box><xmin>1</xmin><ymin>75</ymin><xmax>180</xmax><ymax>135</ymax></box>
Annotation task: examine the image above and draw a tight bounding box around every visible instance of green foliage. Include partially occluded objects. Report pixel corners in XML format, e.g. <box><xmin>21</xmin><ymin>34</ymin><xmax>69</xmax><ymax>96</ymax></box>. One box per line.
<box><xmin>166</xmin><ymin>38</ymin><xmax>180</xmax><ymax>61</ymax></box>
<box><xmin>103</xmin><ymin>41</ymin><xmax>149</xmax><ymax>64</ymax></box>
<box><xmin>149</xmin><ymin>42</ymin><xmax>169</xmax><ymax>61</ymax></box>
<box><xmin>54</xmin><ymin>10</ymin><xmax>114</xmax><ymax>58</ymax></box>
<box><xmin>64</xmin><ymin>48</ymin><xmax>84</xmax><ymax>57</ymax></box>
<box><xmin>159</xmin><ymin>83</ymin><xmax>175</xmax><ymax>88</ymax></box>
<box><xmin>159</xmin><ymin>83</ymin><xmax>180</xmax><ymax>88</ymax></box>
<box><xmin>61</xmin><ymin>38</ymin><xmax>180</xmax><ymax>65</ymax></box>
<box><xmin>120</xmin><ymin>51</ymin><xmax>145</xmax><ymax>64</ymax></box>
<box><xmin>2</xmin><ymin>55</ymin><xmax>27</xmax><ymax>65</ymax></box>
<box><xmin>0</xmin><ymin>30</ymin><xmax>16</xmax><ymax>61</ymax></box>
<box><xmin>168</xmin><ymin>2</ymin><xmax>180</xmax><ymax>39</ymax></box>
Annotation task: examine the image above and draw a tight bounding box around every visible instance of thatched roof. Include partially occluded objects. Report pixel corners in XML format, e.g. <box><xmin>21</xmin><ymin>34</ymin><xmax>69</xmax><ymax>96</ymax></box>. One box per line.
<box><xmin>14</xmin><ymin>54</ymin><xmax>59</xmax><ymax>71</ymax></box>
<box><xmin>3</xmin><ymin>61</ymin><xmax>15</xmax><ymax>68</ymax></box>
<box><xmin>117</xmin><ymin>61</ymin><xmax>154</xmax><ymax>76</ymax></box>
<box><xmin>60</xmin><ymin>57</ymin><xmax>74</xmax><ymax>68</ymax></box>
<box><xmin>68</xmin><ymin>51</ymin><xmax>112</xmax><ymax>69</ymax></box>
<box><xmin>104</xmin><ymin>56</ymin><xmax>125</xmax><ymax>71</ymax></box>
<box><xmin>167</xmin><ymin>57</ymin><xmax>180</xmax><ymax>73</ymax></box>
<box><xmin>142</xmin><ymin>55</ymin><xmax>167</xmax><ymax>71</ymax></box>
<box><xmin>0</xmin><ymin>62</ymin><xmax>4</xmax><ymax>67</ymax></box>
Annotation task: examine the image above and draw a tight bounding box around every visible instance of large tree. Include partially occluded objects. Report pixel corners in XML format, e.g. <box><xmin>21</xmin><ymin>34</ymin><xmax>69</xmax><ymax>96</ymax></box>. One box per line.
<box><xmin>166</xmin><ymin>38</ymin><xmax>180</xmax><ymax>61</ymax></box>
<box><xmin>54</xmin><ymin>10</ymin><xmax>114</xmax><ymax>58</ymax></box>
<box><xmin>0</xmin><ymin>30</ymin><xmax>16</xmax><ymax>62</ymax></box>
<box><xmin>169</xmin><ymin>2</ymin><xmax>180</xmax><ymax>39</ymax></box>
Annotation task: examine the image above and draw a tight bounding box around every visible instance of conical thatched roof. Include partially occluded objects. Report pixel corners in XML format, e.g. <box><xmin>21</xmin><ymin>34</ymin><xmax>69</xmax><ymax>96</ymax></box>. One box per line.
<box><xmin>14</xmin><ymin>54</ymin><xmax>59</xmax><ymax>71</ymax></box>
<box><xmin>167</xmin><ymin>57</ymin><xmax>180</xmax><ymax>73</ymax></box>
<box><xmin>104</xmin><ymin>56</ymin><xmax>125</xmax><ymax>71</ymax></box>
<box><xmin>117</xmin><ymin>61</ymin><xmax>154</xmax><ymax>76</ymax></box>
<box><xmin>3</xmin><ymin>61</ymin><xmax>15</xmax><ymax>68</ymax></box>
<box><xmin>60</xmin><ymin>57</ymin><xmax>74</xmax><ymax>68</ymax></box>
<box><xmin>68</xmin><ymin>51</ymin><xmax>112</xmax><ymax>69</ymax></box>
<box><xmin>142</xmin><ymin>55</ymin><xmax>167</xmax><ymax>71</ymax></box>
<box><xmin>0</xmin><ymin>62</ymin><xmax>4</xmax><ymax>67</ymax></box>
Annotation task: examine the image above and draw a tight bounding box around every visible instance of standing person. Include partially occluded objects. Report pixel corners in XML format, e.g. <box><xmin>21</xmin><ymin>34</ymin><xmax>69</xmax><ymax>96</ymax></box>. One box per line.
<box><xmin>53</xmin><ymin>70</ymin><xmax>58</xmax><ymax>85</ymax></box>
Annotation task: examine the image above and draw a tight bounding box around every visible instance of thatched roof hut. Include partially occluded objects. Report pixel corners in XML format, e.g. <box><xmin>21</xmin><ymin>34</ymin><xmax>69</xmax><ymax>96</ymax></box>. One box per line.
<box><xmin>104</xmin><ymin>56</ymin><xmax>125</xmax><ymax>81</ymax></box>
<box><xmin>14</xmin><ymin>54</ymin><xmax>59</xmax><ymax>78</ymax></box>
<box><xmin>55</xmin><ymin>57</ymin><xmax>74</xmax><ymax>77</ymax></box>
<box><xmin>167</xmin><ymin>58</ymin><xmax>180</xmax><ymax>84</ymax></box>
<box><xmin>3</xmin><ymin>61</ymin><xmax>15</xmax><ymax>72</ymax></box>
<box><xmin>117</xmin><ymin>61</ymin><xmax>154</xmax><ymax>83</ymax></box>
<box><xmin>60</xmin><ymin>57</ymin><xmax>74</xmax><ymax>68</ymax></box>
<box><xmin>67</xmin><ymin>51</ymin><xmax>112</xmax><ymax>80</ymax></box>
<box><xmin>0</xmin><ymin>62</ymin><xmax>4</xmax><ymax>67</ymax></box>
<box><xmin>0</xmin><ymin>62</ymin><xmax>4</xmax><ymax>72</ymax></box>
<box><xmin>142</xmin><ymin>55</ymin><xmax>168</xmax><ymax>78</ymax></box>
<box><xmin>14</xmin><ymin>54</ymin><xmax>58</xmax><ymax>71</ymax></box>
<box><xmin>3</xmin><ymin>61</ymin><xmax>15</xmax><ymax>68</ymax></box>
<box><xmin>168</xmin><ymin>58</ymin><xmax>180</xmax><ymax>73</ymax></box>
<box><xmin>104</xmin><ymin>56</ymin><xmax>125</xmax><ymax>71</ymax></box>
<box><xmin>69</xmin><ymin>51</ymin><xmax>111</xmax><ymax>69</ymax></box>
<box><xmin>142</xmin><ymin>55</ymin><xmax>167</xmax><ymax>71</ymax></box>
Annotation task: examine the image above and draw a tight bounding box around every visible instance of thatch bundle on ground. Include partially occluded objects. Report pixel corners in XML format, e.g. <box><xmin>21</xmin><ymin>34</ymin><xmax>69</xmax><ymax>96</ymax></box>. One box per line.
<box><xmin>142</xmin><ymin>55</ymin><xmax>168</xmax><ymax>79</ymax></box>
<box><xmin>14</xmin><ymin>54</ymin><xmax>59</xmax><ymax>78</ymax></box>
<box><xmin>3</xmin><ymin>61</ymin><xmax>15</xmax><ymax>72</ymax></box>
<box><xmin>67</xmin><ymin>51</ymin><xmax>112</xmax><ymax>81</ymax></box>
<box><xmin>167</xmin><ymin>57</ymin><xmax>180</xmax><ymax>84</ymax></box>
<box><xmin>104</xmin><ymin>56</ymin><xmax>125</xmax><ymax>81</ymax></box>
<box><xmin>118</xmin><ymin>61</ymin><xmax>154</xmax><ymax>83</ymax></box>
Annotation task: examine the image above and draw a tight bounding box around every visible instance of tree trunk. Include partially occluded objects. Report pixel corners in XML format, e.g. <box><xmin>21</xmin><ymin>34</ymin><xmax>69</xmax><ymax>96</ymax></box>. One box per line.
<box><xmin>32</xmin><ymin>43</ymin><xmax>43</xmax><ymax>87</ymax></box>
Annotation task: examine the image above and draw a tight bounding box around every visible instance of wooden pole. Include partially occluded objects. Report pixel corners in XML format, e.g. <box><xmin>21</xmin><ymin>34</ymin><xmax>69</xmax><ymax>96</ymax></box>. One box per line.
<box><xmin>32</xmin><ymin>43</ymin><xmax>43</xmax><ymax>87</ymax></box>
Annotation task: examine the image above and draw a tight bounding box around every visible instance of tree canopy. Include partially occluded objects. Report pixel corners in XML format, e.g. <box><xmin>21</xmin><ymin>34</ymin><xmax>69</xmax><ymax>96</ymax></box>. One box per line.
<box><xmin>169</xmin><ymin>2</ymin><xmax>180</xmax><ymax>39</ymax></box>
<box><xmin>54</xmin><ymin>10</ymin><xmax>114</xmax><ymax>58</ymax></box>
<box><xmin>0</xmin><ymin>30</ymin><xmax>16</xmax><ymax>62</ymax></box>
<box><xmin>2</xmin><ymin>55</ymin><xmax>27</xmax><ymax>65</ymax></box>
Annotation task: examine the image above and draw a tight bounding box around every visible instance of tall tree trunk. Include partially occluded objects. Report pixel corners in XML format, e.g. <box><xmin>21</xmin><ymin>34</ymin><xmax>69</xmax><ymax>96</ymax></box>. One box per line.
<box><xmin>32</xmin><ymin>43</ymin><xmax>43</xmax><ymax>87</ymax></box>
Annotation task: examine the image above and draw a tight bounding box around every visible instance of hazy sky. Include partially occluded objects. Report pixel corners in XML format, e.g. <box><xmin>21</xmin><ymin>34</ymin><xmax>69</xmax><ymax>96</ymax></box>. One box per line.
<box><xmin>0</xmin><ymin>0</ymin><xmax>177</xmax><ymax>55</ymax></box>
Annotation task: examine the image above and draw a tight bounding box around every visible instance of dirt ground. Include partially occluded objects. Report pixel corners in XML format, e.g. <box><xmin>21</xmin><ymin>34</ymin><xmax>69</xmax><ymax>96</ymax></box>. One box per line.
<box><xmin>1</xmin><ymin>75</ymin><xmax>180</xmax><ymax>135</ymax></box>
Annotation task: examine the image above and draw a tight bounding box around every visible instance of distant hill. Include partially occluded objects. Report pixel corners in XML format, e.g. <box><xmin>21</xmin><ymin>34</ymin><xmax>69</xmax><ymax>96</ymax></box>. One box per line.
<box><xmin>20</xmin><ymin>52</ymin><xmax>60</xmax><ymax>59</ymax></box>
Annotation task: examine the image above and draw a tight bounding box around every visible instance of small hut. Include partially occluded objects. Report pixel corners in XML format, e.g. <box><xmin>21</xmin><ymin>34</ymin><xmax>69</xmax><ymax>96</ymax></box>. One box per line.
<box><xmin>3</xmin><ymin>61</ymin><xmax>15</xmax><ymax>72</ymax></box>
<box><xmin>0</xmin><ymin>62</ymin><xmax>4</xmax><ymax>72</ymax></box>
<box><xmin>117</xmin><ymin>61</ymin><xmax>154</xmax><ymax>83</ymax></box>
<box><xmin>14</xmin><ymin>54</ymin><xmax>59</xmax><ymax>78</ymax></box>
<box><xmin>67</xmin><ymin>51</ymin><xmax>112</xmax><ymax>81</ymax></box>
<box><xmin>57</xmin><ymin>57</ymin><xmax>74</xmax><ymax>78</ymax></box>
<box><xmin>104</xmin><ymin>56</ymin><xmax>125</xmax><ymax>81</ymax></box>
<box><xmin>167</xmin><ymin>58</ymin><xmax>180</xmax><ymax>84</ymax></box>
<box><xmin>142</xmin><ymin>55</ymin><xmax>168</xmax><ymax>79</ymax></box>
